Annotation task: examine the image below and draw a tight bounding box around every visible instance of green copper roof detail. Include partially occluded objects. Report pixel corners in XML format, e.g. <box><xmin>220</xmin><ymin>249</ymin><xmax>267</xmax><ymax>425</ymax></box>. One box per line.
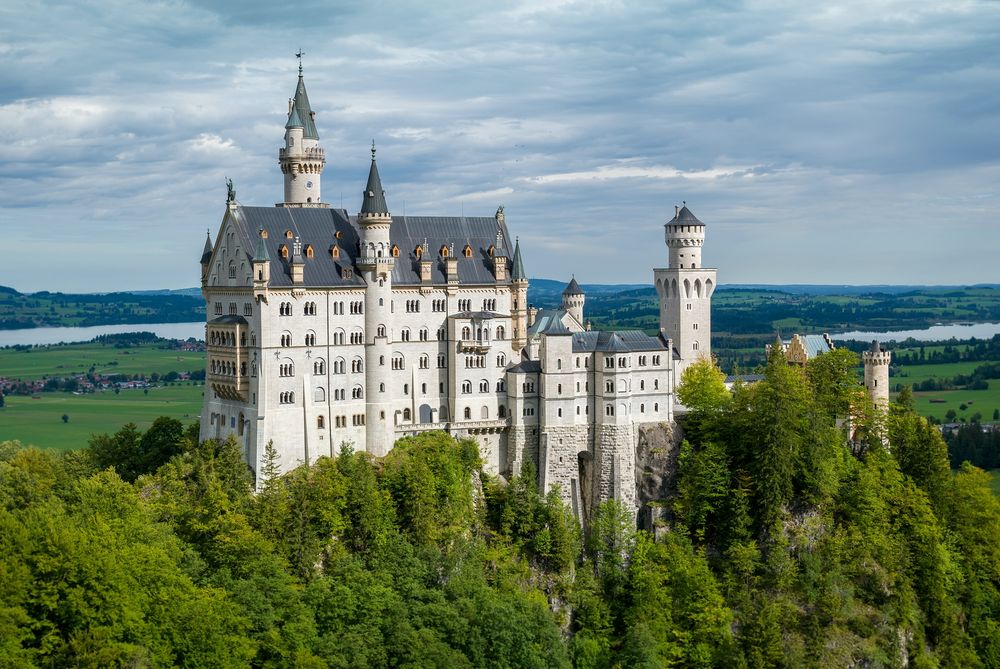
<box><xmin>511</xmin><ymin>238</ymin><xmax>526</xmax><ymax>280</ymax></box>
<box><xmin>285</xmin><ymin>106</ymin><xmax>303</xmax><ymax>129</ymax></box>
<box><xmin>253</xmin><ymin>229</ymin><xmax>270</xmax><ymax>262</ymax></box>
<box><xmin>360</xmin><ymin>144</ymin><xmax>389</xmax><ymax>215</ymax></box>
<box><xmin>292</xmin><ymin>75</ymin><xmax>319</xmax><ymax>140</ymax></box>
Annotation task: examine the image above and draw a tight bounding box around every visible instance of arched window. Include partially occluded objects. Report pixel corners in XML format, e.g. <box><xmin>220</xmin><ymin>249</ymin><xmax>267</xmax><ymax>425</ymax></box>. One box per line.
<box><xmin>481</xmin><ymin>406</ymin><xmax>489</xmax><ymax>419</ymax></box>
<box><xmin>464</xmin><ymin>407</ymin><xmax>472</xmax><ymax>420</ymax></box>
<box><xmin>496</xmin><ymin>325</ymin><xmax>505</xmax><ymax>340</ymax></box>
<box><xmin>498</xmin><ymin>405</ymin><xmax>506</xmax><ymax>418</ymax></box>
<box><xmin>403</xmin><ymin>408</ymin><xmax>411</xmax><ymax>421</ymax></box>
<box><xmin>317</xmin><ymin>415</ymin><xmax>325</xmax><ymax>429</ymax></box>
<box><xmin>462</xmin><ymin>381</ymin><xmax>472</xmax><ymax>394</ymax></box>
<box><xmin>462</xmin><ymin>326</ymin><xmax>471</xmax><ymax>340</ymax></box>
<box><xmin>314</xmin><ymin>387</ymin><xmax>325</xmax><ymax>402</ymax></box>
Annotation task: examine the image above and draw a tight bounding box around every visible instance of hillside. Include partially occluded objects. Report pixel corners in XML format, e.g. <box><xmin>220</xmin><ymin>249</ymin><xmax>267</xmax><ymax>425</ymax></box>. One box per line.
<box><xmin>0</xmin><ymin>285</ymin><xmax>204</xmax><ymax>330</ymax></box>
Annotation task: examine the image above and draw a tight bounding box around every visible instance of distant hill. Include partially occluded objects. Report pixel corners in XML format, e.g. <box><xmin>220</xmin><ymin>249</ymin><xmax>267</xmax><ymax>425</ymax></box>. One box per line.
<box><xmin>0</xmin><ymin>286</ymin><xmax>204</xmax><ymax>330</ymax></box>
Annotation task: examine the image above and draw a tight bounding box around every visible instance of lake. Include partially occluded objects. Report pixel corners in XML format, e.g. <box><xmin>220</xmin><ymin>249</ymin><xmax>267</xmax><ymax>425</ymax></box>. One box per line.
<box><xmin>832</xmin><ymin>322</ymin><xmax>1000</xmax><ymax>343</ymax></box>
<box><xmin>0</xmin><ymin>322</ymin><xmax>205</xmax><ymax>347</ymax></box>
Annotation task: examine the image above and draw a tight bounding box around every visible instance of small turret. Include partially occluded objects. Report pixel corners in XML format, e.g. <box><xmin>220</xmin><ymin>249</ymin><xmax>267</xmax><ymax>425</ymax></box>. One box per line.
<box><xmin>200</xmin><ymin>230</ymin><xmax>213</xmax><ymax>287</ymax></box>
<box><xmin>510</xmin><ymin>238</ymin><xmax>529</xmax><ymax>352</ymax></box>
<box><xmin>561</xmin><ymin>276</ymin><xmax>585</xmax><ymax>327</ymax></box>
<box><xmin>252</xmin><ymin>228</ymin><xmax>270</xmax><ymax>293</ymax></box>
<box><xmin>666</xmin><ymin>204</ymin><xmax>705</xmax><ymax>269</ymax></box>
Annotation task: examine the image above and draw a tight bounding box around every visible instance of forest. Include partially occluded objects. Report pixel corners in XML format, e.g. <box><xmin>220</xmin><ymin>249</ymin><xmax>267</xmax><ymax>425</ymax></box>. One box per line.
<box><xmin>2</xmin><ymin>346</ymin><xmax>1000</xmax><ymax>667</ymax></box>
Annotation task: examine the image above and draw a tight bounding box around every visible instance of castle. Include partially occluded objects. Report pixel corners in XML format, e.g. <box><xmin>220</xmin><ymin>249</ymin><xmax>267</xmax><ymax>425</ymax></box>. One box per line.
<box><xmin>199</xmin><ymin>66</ymin><xmax>716</xmax><ymax>519</ymax></box>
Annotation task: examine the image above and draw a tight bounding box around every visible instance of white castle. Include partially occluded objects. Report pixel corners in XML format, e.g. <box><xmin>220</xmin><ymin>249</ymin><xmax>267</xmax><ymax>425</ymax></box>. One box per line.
<box><xmin>199</xmin><ymin>67</ymin><xmax>716</xmax><ymax>519</ymax></box>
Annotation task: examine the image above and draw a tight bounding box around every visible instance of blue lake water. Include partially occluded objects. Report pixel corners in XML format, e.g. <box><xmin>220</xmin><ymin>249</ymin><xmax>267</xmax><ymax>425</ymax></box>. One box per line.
<box><xmin>0</xmin><ymin>322</ymin><xmax>205</xmax><ymax>347</ymax></box>
<box><xmin>831</xmin><ymin>322</ymin><xmax>1000</xmax><ymax>343</ymax></box>
<box><xmin>2</xmin><ymin>320</ymin><xmax>999</xmax><ymax>348</ymax></box>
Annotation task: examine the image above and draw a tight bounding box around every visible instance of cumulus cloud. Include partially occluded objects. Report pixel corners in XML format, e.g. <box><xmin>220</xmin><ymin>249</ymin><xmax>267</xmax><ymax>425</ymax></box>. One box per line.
<box><xmin>0</xmin><ymin>0</ymin><xmax>998</xmax><ymax>291</ymax></box>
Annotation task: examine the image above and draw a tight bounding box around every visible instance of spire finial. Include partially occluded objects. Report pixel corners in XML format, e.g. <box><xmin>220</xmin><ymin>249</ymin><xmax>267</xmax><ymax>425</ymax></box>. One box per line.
<box><xmin>371</xmin><ymin>139</ymin><xmax>376</xmax><ymax>161</ymax></box>
<box><xmin>295</xmin><ymin>49</ymin><xmax>304</xmax><ymax>76</ymax></box>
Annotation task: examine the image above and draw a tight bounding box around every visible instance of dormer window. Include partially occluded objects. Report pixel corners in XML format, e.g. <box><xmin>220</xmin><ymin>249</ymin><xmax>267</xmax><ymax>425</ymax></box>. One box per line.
<box><xmin>284</xmin><ymin>230</ymin><xmax>294</xmax><ymax>239</ymax></box>
<box><xmin>440</xmin><ymin>245</ymin><xmax>449</xmax><ymax>258</ymax></box>
<box><xmin>335</xmin><ymin>230</ymin><xmax>343</xmax><ymax>240</ymax></box>
<box><xmin>463</xmin><ymin>245</ymin><xmax>473</xmax><ymax>258</ymax></box>
<box><xmin>304</xmin><ymin>244</ymin><xmax>314</xmax><ymax>258</ymax></box>
<box><xmin>278</xmin><ymin>244</ymin><xmax>288</xmax><ymax>259</ymax></box>
<box><xmin>414</xmin><ymin>246</ymin><xmax>423</xmax><ymax>259</ymax></box>
<box><xmin>330</xmin><ymin>245</ymin><xmax>340</xmax><ymax>259</ymax></box>
<box><xmin>260</xmin><ymin>229</ymin><xmax>269</xmax><ymax>239</ymax></box>
<box><xmin>487</xmin><ymin>245</ymin><xmax>495</xmax><ymax>257</ymax></box>
<box><xmin>391</xmin><ymin>244</ymin><xmax>399</xmax><ymax>257</ymax></box>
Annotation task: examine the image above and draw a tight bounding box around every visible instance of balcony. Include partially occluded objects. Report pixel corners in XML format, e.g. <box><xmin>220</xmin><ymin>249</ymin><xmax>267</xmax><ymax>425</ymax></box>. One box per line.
<box><xmin>458</xmin><ymin>339</ymin><xmax>491</xmax><ymax>353</ymax></box>
<box><xmin>356</xmin><ymin>255</ymin><xmax>395</xmax><ymax>269</ymax></box>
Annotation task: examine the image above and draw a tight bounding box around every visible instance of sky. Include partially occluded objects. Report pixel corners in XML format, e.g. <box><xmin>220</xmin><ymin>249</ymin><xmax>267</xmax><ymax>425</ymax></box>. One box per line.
<box><xmin>1</xmin><ymin>0</ymin><xmax>998</xmax><ymax>292</ymax></box>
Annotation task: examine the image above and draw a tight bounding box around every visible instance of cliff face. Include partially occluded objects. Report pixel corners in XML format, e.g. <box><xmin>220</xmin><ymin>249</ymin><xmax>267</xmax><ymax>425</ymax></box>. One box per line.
<box><xmin>635</xmin><ymin>421</ymin><xmax>683</xmax><ymax>532</ymax></box>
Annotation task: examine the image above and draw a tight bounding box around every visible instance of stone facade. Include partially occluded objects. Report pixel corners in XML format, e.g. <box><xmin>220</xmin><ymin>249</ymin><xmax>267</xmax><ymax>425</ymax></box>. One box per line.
<box><xmin>199</xmin><ymin>68</ymin><xmax>716</xmax><ymax>523</ymax></box>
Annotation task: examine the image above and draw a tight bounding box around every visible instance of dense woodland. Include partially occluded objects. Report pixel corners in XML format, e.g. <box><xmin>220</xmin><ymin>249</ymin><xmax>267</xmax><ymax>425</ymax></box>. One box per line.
<box><xmin>2</xmin><ymin>346</ymin><xmax>1000</xmax><ymax>667</ymax></box>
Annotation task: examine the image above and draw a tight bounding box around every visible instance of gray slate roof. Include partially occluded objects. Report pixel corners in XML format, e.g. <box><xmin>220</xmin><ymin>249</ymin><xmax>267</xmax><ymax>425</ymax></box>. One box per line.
<box><xmin>571</xmin><ymin>330</ymin><xmax>670</xmax><ymax>353</ymax></box>
<box><xmin>200</xmin><ymin>232</ymin><xmax>213</xmax><ymax>263</ymax></box>
<box><xmin>672</xmin><ymin>205</ymin><xmax>703</xmax><ymax>225</ymax></box>
<box><xmin>208</xmin><ymin>315</ymin><xmax>248</xmax><ymax>325</ymax></box>
<box><xmin>563</xmin><ymin>277</ymin><xmax>583</xmax><ymax>296</ymax></box>
<box><xmin>291</xmin><ymin>76</ymin><xmax>319</xmax><ymax>140</ymax></box>
<box><xmin>360</xmin><ymin>151</ymin><xmax>389</xmax><ymax>215</ymax></box>
<box><xmin>229</xmin><ymin>205</ymin><xmax>514</xmax><ymax>288</ymax></box>
<box><xmin>508</xmin><ymin>359</ymin><xmax>541</xmax><ymax>374</ymax></box>
<box><xmin>511</xmin><ymin>239</ymin><xmax>526</xmax><ymax>281</ymax></box>
<box><xmin>527</xmin><ymin>309</ymin><xmax>571</xmax><ymax>337</ymax></box>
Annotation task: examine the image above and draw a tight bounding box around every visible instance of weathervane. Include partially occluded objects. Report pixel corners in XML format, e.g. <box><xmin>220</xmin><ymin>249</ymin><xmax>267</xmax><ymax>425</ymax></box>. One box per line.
<box><xmin>295</xmin><ymin>49</ymin><xmax>305</xmax><ymax>75</ymax></box>
<box><xmin>371</xmin><ymin>139</ymin><xmax>376</xmax><ymax>160</ymax></box>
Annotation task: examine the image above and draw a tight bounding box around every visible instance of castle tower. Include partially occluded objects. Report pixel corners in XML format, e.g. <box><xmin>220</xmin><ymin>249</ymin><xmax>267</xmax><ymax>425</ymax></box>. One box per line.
<box><xmin>863</xmin><ymin>340</ymin><xmax>891</xmax><ymax>409</ymax></box>
<box><xmin>653</xmin><ymin>204</ymin><xmax>717</xmax><ymax>378</ymax></box>
<box><xmin>357</xmin><ymin>143</ymin><xmax>395</xmax><ymax>456</ymax></box>
<box><xmin>251</xmin><ymin>227</ymin><xmax>270</xmax><ymax>299</ymax></box>
<box><xmin>511</xmin><ymin>239</ymin><xmax>529</xmax><ymax>353</ymax></box>
<box><xmin>278</xmin><ymin>61</ymin><xmax>327</xmax><ymax>208</ymax></box>
<box><xmin>561</xmin><ymin>277</ymin><xmax>585</xmax><ymax>327</ymax></box>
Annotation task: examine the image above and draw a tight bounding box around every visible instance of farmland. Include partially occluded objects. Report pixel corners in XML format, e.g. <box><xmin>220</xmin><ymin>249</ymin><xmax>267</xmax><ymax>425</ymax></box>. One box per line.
<box><xmin>0</xmin><ymin>384</ymin><xmax>203</xmax><ymax>451</ymax></box>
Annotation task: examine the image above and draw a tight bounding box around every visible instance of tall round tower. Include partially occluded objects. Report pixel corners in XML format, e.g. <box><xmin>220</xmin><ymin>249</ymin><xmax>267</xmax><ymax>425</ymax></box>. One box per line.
<box><xmin>357</xmin><ymin>144</ymin><xmax>395</xmax><ymax>456</ymax></box>
<box><xmin>561</xmin><ymin>277</ymin><xmax>585</xmax><ymax>327</ymax></box>
<box><xmin>863</xmin><ymin>340</ymin><xmax>891</xmax><ymax>409</ymax></box>
<box><xmin>278</xmin><ymin>61</ymin><xmax>327</xmax><ymax>208</ymax></box>
<box><xmin>653</xmin><ymin>204</ymin><xmax>716</xmax><ymax>377</ymax></box>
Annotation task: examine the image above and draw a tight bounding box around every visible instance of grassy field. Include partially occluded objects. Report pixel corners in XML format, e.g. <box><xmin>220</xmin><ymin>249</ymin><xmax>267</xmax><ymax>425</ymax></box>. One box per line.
<box><xmin>0</xmin><ymin>342</ymin><xmax>204</xmax><ymax>382</ymax></box>
<box><xmin>0</xmin><ymin>384</ymin><xmax>203</xmax><ymax>451</ymax></box>
<box><xmin>891</xmin><ymin>360</ymin><xmax>1000</xmax><ymax>423</ymax></box>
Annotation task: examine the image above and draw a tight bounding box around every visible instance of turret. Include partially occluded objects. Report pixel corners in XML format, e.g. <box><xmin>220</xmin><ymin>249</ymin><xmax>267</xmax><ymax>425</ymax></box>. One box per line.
<box><xmin>278</xmin><ymin>60</ymin><xmax>327</xmax><ymax>208</ymax></box>
<box><xmin>510</xmin><ymin>238</ymin><xmax>529</xmax><ymax>353</ymax></box>
<box><xmin>666</xmin><ymin>203</ymin><xmax>705</xmax><ymax>269</ymax></box>
<box><xmin>863</xmin><ymin>340</ymin><xmax>891</xmax><ymax>409</ymax></box>
<box><xmin>561</xmin><ymin>277</ymin><xmax>585</xmax><ymax>327</ymax></box>
<box><xmin>357</xmin><ymin>143</ymin><xmax>394</xmax><ymax>456</ymax></box>
<box><xmin>199</xmin><ymin>230</ymin><xmax>213</xmax><ymax>287</ymax></box>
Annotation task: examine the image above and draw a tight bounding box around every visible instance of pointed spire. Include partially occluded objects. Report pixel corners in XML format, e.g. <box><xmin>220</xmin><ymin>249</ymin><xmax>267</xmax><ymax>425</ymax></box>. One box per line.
<box><xmin>511</xmin><ymin>238</ymin><xmax>526</xmax><ymax>281</ymax></box>
<box><xmin>253</xmin><ymin>228</ymin><xmax>270</xmax><ymax>262</ymax></box>
<box><xmin>290</xmin><ymin>63</ymin><xmax>319</xmax><ymax>139</ymax></box>
<box><xmin>285</xmin><ymin>106</ymin><xmax>303</xmax><ymax>129</ymax></box>
<box><xmin>200</xmin><ymin>230</ymin><xmax>213</xmax><ymax>263</ymax></box>
<box><xmin>360</xmin><ymin>141</ymin><xmax>389</xmax><ymax>215</ymax></box>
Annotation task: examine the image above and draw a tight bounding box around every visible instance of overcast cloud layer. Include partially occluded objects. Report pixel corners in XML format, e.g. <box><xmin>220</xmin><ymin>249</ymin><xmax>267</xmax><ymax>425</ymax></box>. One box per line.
<box><xmin>1</xmin><ymin>0</ymin><xmax>998</xmax><ymax>292</ymax></box>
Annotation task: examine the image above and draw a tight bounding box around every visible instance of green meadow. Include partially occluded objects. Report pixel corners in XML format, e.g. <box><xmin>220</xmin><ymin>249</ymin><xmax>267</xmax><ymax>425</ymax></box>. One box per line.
<box><xmin>0</xmin><ymin>341</ymin><xmax>204</xmax><ymax>382</ymax></box>
<box><xmin>0</xmin><ymin>385</ymin><xmax>203</xmax><ymax>451</ymax></box>
<box><xmin>891</xmin><ymin>360</ymin><xmax>1000</xmax><ymax>423</ymax></box>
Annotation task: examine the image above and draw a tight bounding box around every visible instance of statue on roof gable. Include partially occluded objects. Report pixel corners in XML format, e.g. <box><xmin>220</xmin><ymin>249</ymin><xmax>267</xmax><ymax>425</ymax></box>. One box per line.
<box><xmin>226</xmin><ymin>178</ymin><xmax>236</xmax><ymax>204</ymax></box>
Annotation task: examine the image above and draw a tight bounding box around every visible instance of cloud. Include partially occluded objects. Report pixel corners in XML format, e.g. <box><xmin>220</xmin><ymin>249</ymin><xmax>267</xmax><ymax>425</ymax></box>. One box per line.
<box><xmin>0</xmin><ymin>0</ymin><xmax>998</xmax><ymax>291</ymax></box>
